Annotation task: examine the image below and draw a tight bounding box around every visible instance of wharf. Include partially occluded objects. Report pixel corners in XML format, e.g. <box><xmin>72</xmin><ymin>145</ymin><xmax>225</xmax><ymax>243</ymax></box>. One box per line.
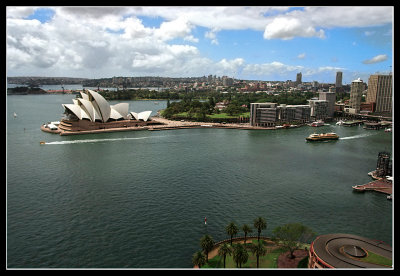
<box><xmin>342</xmin><ymin>120</ymin><xmax>363</xmax><ymax>127</ymax></box>
<box><xmin>352</xmin><ymin>179</ymin><xmax>392</xmax><ymax>195</ymax></box>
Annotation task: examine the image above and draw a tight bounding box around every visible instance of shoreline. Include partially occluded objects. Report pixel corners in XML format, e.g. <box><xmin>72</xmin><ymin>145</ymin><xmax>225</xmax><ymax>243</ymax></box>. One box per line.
<box><xmin>41</xmin><ymin>117</ymin><xmax>280</xmax><ymax>136</ymax></box>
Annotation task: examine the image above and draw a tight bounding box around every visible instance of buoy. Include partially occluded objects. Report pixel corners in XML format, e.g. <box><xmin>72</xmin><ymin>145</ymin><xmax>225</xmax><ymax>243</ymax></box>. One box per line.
<box><xmin>40</xmin><ymin>141</ymin><xmax>45</xmax><ymax>145</ymax></box>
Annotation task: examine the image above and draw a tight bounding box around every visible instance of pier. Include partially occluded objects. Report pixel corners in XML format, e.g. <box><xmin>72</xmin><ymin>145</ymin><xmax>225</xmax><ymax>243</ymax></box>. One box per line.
<box><xmin>352</xmin><ymin>179</ymin><xmax>392</xmax><ymax>195</ymax></box>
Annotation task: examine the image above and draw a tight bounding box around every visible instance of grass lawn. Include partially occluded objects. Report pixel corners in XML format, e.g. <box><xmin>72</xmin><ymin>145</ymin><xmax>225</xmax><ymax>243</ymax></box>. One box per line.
<box><xmin>354</xmin><ymin>250</ymin><xmax>392</xmax><ymax>267</ymax></box>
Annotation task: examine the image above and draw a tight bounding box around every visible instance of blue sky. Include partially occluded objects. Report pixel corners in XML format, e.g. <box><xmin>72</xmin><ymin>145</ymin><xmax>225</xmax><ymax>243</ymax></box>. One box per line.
<box><xmin>7</xmin><ymin>6</ymin><xmax>393</xmax><ymax>84</ymax></box>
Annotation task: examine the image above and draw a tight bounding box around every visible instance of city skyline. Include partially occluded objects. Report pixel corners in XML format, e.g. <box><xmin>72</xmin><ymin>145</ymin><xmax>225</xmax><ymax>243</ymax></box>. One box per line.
<box><xmin>7</xmin><ymin>6</ymin><xmax>393</xmax><ymax>84</ymax></box>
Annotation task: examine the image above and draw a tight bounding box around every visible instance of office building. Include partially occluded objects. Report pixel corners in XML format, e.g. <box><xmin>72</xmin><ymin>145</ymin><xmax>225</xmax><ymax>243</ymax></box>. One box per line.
<box><xmin>296</xmin><ymin>72</ymin><xmax>302</xmax><ymax>85</ymax></box>
<box><xmin>366</xmin><ymin>74</ymin><xmax>392</xmax><ymax>114</ymax></box>
<box><xmin>318</xmin><ymin>92</ymin><xmax>336</xmax><ymax>117</ymax></box>
<box><xmin>278</xmin><ymin>104</ymin><xmax>311</xmax><ymax>123</ymax></box>
<box><xmin>308</xmin><ymin>100</ymin><xmax>329</xmax><ymax>120</ymax></box>
<box><xmin>335</xmin><ymin>72</ymin><xmax>343</xmax><ymax>88</ymax></box>
<box><xmin>250</xmin><ymin>102</ymin><xmax>278</xmax><ymax>127</ymax></box>
<box><xmin>349</xmin><ymin>78</ymin><xmax>364</xmax><ymax>113</ymax></box>
<box><xmin>250</xmin><ymin>103</ymin><xmax>310</xmax><ymax>127</ymax></box>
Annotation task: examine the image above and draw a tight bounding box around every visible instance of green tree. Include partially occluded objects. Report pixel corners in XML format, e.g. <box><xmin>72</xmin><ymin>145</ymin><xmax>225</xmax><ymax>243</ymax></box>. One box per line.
<box><xmin>200</xmin><ymin>234</ymin><xmax>214</xmax><ymax>263</ymax></box>
<box><xmin>250</xmin><ymin>241</ymin><xmax>267</xmax><ymax>268</ymax></box>
<box><xmin>242</xmin><ymin>224</ymin><xmax>252</xmax><ymax>245</ymax></box>
<box><xmin>208</xmin><ymin>96</ymin><xmax>215</xmax><ymax>113</ymax></box>
<box><xmin>192</xmin><ymin>251</ymin><xmax>206</xmax><ymax>268</ymax></box>
<box><xmin>217</xmin><ymin>243</ymin><xmax>232</xmax><ymax>268</ymax></box>
<box><xmin>225</xmin><ymin>222</ymin><xmax>239</xmax><ymax>246</ymax></box>
<box><xmin>253</xmin><ymin>217</ymin><xmax>267</xmax><ymax>242</ymax></box>
<box><xmin>272</xmin><ymin>222</ymin><xmax>316</xmax><ymax>259</ymax></box>
<box><xmin>232</xmin><ymin>243</ymin><xmax>249</xmax><ymax>268</ymax></box>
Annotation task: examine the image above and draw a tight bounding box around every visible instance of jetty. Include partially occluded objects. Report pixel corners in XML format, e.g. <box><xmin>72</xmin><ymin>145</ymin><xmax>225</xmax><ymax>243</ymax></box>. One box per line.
<box><xmin>342</xmin><ymin>120</ymin><xmax>363</xmax><ymax>127</ymax></box>
<box><xmin>352</xmin><ymin>179</ymin><xmax>392</xmax><ymax>195</ymax></box>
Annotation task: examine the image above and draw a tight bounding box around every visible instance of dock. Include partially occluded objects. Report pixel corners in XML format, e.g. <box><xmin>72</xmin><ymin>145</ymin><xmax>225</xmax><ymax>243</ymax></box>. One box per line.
<box><xmin>352</xmin><ymin>179</ymin><xmax>392</xmax><ymax>195</ymax></box>
<box><xmin>342</xmin><ymin>120</ymin><xmax>363</xmax><ymax>127</ymax></box>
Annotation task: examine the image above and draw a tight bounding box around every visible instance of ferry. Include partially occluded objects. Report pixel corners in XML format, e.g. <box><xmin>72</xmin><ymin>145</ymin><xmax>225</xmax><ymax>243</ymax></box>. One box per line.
<box><xmin>306</xmin><ymin>132</ymin><xmax>339</xmax><ymax>142</ymax></box>
<box><xmin>310</xmin><ymin>120</ymin><xmax>324</xmax><ymax>127</ymax></box>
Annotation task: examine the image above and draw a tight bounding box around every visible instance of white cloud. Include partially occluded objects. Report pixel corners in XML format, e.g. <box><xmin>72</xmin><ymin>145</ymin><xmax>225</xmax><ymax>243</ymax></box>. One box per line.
<box><xmin>264</xmin><ymin>17</ymin><xmax>325</xmax><ymax>40</ymax></box>
<box><xmin>205</xmin><ymin>28</ymin><xmax>219</xmax><ymax>45</ymax></box>
<box><xmin>154</xmin><ymin>16</ymin><xmax>195</xmax><ymax>41</ymax></box>
<box><xmin>262</xmin><ymin>6</ymin><xmax>391</xmax><ymax>40</ymax></box>
<box><xmin>362</xmin><ymin>54</ymin><xmax>388</xmax><ymax>64</ymax></box>
<box><xmin>6</xmin><ymin>6</ymin><xmax>393</xmax><ymax>78</ymax></box>
<box><xmin>6</xmin><ymin>7</ymin><xmax>38</xmax><ymax>18</ymax></box>
<box><xmin>297</xmin><ymin>53</ymin><xmax>306</xmax><ymax>59</ymax></box>
<box><xmin>242</xmin><ymin>61</ymin><xmax>303</xmax><ymax>76</ymax></box>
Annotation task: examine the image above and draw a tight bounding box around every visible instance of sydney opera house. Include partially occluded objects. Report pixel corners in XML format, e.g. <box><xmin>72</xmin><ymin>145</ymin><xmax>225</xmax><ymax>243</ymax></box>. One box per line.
<box><xmin>41</xmin><ymin>89</ymin><xmax>161</xmax><ymax>135</ymax></box>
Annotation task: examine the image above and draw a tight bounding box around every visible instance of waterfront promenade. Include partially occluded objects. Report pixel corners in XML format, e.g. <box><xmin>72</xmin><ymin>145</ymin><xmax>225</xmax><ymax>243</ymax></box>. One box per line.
<box><xmin>41</xmin><ymin>117</ymin><xmax>277</xmax><ymax>136</ymax></box>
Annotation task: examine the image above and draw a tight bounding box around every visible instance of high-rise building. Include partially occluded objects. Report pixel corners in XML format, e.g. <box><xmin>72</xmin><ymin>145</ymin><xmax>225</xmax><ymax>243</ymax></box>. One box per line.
<box><xmin>349</xmin><ymin>78</ymin><xmax>364</xmax><ymax>113</ymax></box>
<box><xmin>296</xmin><ymin>72</ymin><xmax>302</xmax><ymax>84</ymax></box>
<box><xmin>308</xmin><ymin>100</ymin><xmax>329</xmax><ymax>120</ymax></box>
<box><xmin>335</xmin><ymin>72</ymin><xmax>343</xmax><ymax>88</ymax></box>
<box><xmin>366</xmin><ymin>74</ymin><xmax>392</xmax><ymax>114</ymax></box>
<box><xmin>318</xmin><ymin>91</ymin><xmax>336</xmax><ymax>117</ymax></box>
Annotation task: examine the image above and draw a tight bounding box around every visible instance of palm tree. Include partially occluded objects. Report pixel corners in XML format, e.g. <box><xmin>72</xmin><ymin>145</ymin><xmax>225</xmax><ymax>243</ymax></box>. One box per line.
<box><xmin>192</xmin><ymin>251</ymin><xmax>206</xmax><ymax>268</ymax></box>
<box><xmin>217</xmin><ymin>243</ymin><xmax>232</xmax><ymax>268</ymax></box>
<box><xmin>225</xmin><ymin>222</ymin><xmax>239</xmax><ymax>246</ymax></box>
<box><xmin>251</xmin><ymin>241</ymin><xmax>267</xmax><ymax>268</ymax></box>
<box><xmin>200</xmin><ymin>234</ymin><xmax>214</xmax><ymax>263</ymax></box>
<box><xmin>242</xmin><ymin>224</ymin><xmax>252</xmax><ymax>245</ymax></box>
<box><xmin>253</xmin><ymin>217</ymin><xmax>267</xmax><ymax>242</ymax></box>
<box><xmin>232</xmin><ymin>243</ymin><xmax>249</xmax><ymax>268</ymax></box>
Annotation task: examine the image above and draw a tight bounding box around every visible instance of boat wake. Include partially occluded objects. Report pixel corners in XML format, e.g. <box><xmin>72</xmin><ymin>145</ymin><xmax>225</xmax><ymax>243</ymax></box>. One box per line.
<box><xmin>340</xmin><ymin>133</ymin><xmax>375</xmax><ymax>140</ymax></box>
<box><xmin>45</xmin><ymin>136</ymin><xmax>152</xmax><ymax>145</ymax></box>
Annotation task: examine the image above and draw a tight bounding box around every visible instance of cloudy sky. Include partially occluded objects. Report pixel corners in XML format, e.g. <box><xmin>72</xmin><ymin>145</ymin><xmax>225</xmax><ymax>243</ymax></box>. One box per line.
<box><xmin>6</xmin><ymin>6</ymin><xmax>393</xmax><ymax>84</ymax></box>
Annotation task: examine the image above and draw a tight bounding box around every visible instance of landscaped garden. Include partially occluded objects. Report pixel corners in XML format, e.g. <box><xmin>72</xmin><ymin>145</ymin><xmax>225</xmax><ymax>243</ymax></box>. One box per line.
<box><xmin>192</xmin><ymin>217</ymin><xmax>315</xmax><ymax>269</ymax></box>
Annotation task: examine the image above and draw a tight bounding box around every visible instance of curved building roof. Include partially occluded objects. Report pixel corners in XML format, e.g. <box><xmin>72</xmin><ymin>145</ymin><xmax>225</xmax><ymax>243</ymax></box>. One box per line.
<box><xmin>129</xmin><ymin>111</ymin><xmax>152</xmax><ymax>122</ymax></box>
<box><xmin>310</xmin><ymin>233</ymin><xmax>392</xmax><ymax>268</ymax></box>
<box><xmin>62</xmin><ymin>89</ymin><xmax>151</xmax><ymax>123</ymax></box>
<box><xmin>87</xmin><ymin>89</ymin><xmax>110</xmax><ymax>122</ymax></box>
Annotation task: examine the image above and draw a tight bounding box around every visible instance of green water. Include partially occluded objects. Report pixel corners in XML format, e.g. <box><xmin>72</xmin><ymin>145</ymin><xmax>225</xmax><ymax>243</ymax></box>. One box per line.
<box><xmin>7</xmin><ymin>95</ymin><xmax>393</xmax><ymax>268</ymax></box>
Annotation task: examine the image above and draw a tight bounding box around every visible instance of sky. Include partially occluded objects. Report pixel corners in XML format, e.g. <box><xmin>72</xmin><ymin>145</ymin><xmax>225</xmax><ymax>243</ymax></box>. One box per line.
<box><xmin>6</xmin><ymin>6</ymin><xmax>393</xmax><ymax>84</ymax></box>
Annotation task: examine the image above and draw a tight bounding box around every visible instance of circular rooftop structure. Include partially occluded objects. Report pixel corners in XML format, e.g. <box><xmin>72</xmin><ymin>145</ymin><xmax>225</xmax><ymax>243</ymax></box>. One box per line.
<box><xmin>309</xmin><ymin>233</ymin><xmax>392</xmax><ymax>268</ymax></box>
<box><xmin>343</xmin><ymin>245</ymin><xmax>367</xmax><ymax>258</ymax></box>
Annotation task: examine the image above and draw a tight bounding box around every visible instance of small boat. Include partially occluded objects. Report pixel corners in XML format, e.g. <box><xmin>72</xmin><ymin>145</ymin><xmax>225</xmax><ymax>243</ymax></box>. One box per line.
<box><xmin>40</xmin><ymin>141</ymin><xmax>46</xmax><ymax>145</ymax></box>
<box><xmin>336</xmin><ymin>120</ymin><xmax>344</xmax><ymax>125</ymax></box>
<box><xmin>306</xmin><ymin>132</ymin><xmax>339</xmax><ymax>142</ymax></box>
<box><xmin>384</xmin><ymin>128</ymin><xmax>392</xmax><ymax>132</ymax></box>
<box><xmin>387</xmin><ymin>194</ymin><xmax>392</xmax><ymax>200</ymax></box>
<box><xmin>14</xmin><ymin>112</ymin><xmax>17</xmax><ymax>118</ymax></box>
<box><xmin>310</xmin><ymin>120</ymin><xmax>324</xmax><ymax>127</ymax></box>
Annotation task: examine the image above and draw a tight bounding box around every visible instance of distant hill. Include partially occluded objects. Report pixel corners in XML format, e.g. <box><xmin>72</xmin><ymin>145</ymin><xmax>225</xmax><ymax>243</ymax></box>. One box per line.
<box><xmin>7</xmin><ymin>76</ymin><xmax>88</xmax><ymax>86</ymax></box>
<box><xmin>7</xmin><ymin>86</ymin><xmax>48</xmax><ymax>95</ymax></box>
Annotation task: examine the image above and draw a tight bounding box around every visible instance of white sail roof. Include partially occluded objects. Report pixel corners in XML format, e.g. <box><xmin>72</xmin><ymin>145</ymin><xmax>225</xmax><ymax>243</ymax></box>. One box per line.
<box><xmin>62</xmin><ymin>90</ymin><xmax>153</xmax><ymax>123</ymax></box>
<box><xmin>138</xmin><ymin>111</ymin><xmax>152</xmax><ymax>122</ymax></box>
<box><xmin>87</xmin><ymin>89</ymin><xmax>110</xmax><ymax>122</ymax></box>
<box><xmin>130</xmin><ymin>112</ymin><xmax>139</xmax><ymax>120</ymax></box>
<box><xmin>78</xmin><ymin>98</ymin><xmax>95</xmax><ymax>122</ymax></box>
<box><xmin>111</xmin><ymin>103</ymin><xmax>129</xmax><ymax>119</ymax></box>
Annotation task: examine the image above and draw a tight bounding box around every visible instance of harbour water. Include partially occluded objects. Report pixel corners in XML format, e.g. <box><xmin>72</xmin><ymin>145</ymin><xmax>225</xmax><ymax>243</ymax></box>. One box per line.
<box><xmin>7</xmin><ymin>94</ymin><xmax>392</xmax><ymax>268</ymax></box>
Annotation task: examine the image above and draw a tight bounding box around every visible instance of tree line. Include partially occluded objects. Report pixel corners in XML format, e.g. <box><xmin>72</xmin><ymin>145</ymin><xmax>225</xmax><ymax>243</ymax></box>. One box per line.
<box><xmin>99</xmin><ymin>89</ymin><xmax>316</xmax><ymax>105</ymax></box>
